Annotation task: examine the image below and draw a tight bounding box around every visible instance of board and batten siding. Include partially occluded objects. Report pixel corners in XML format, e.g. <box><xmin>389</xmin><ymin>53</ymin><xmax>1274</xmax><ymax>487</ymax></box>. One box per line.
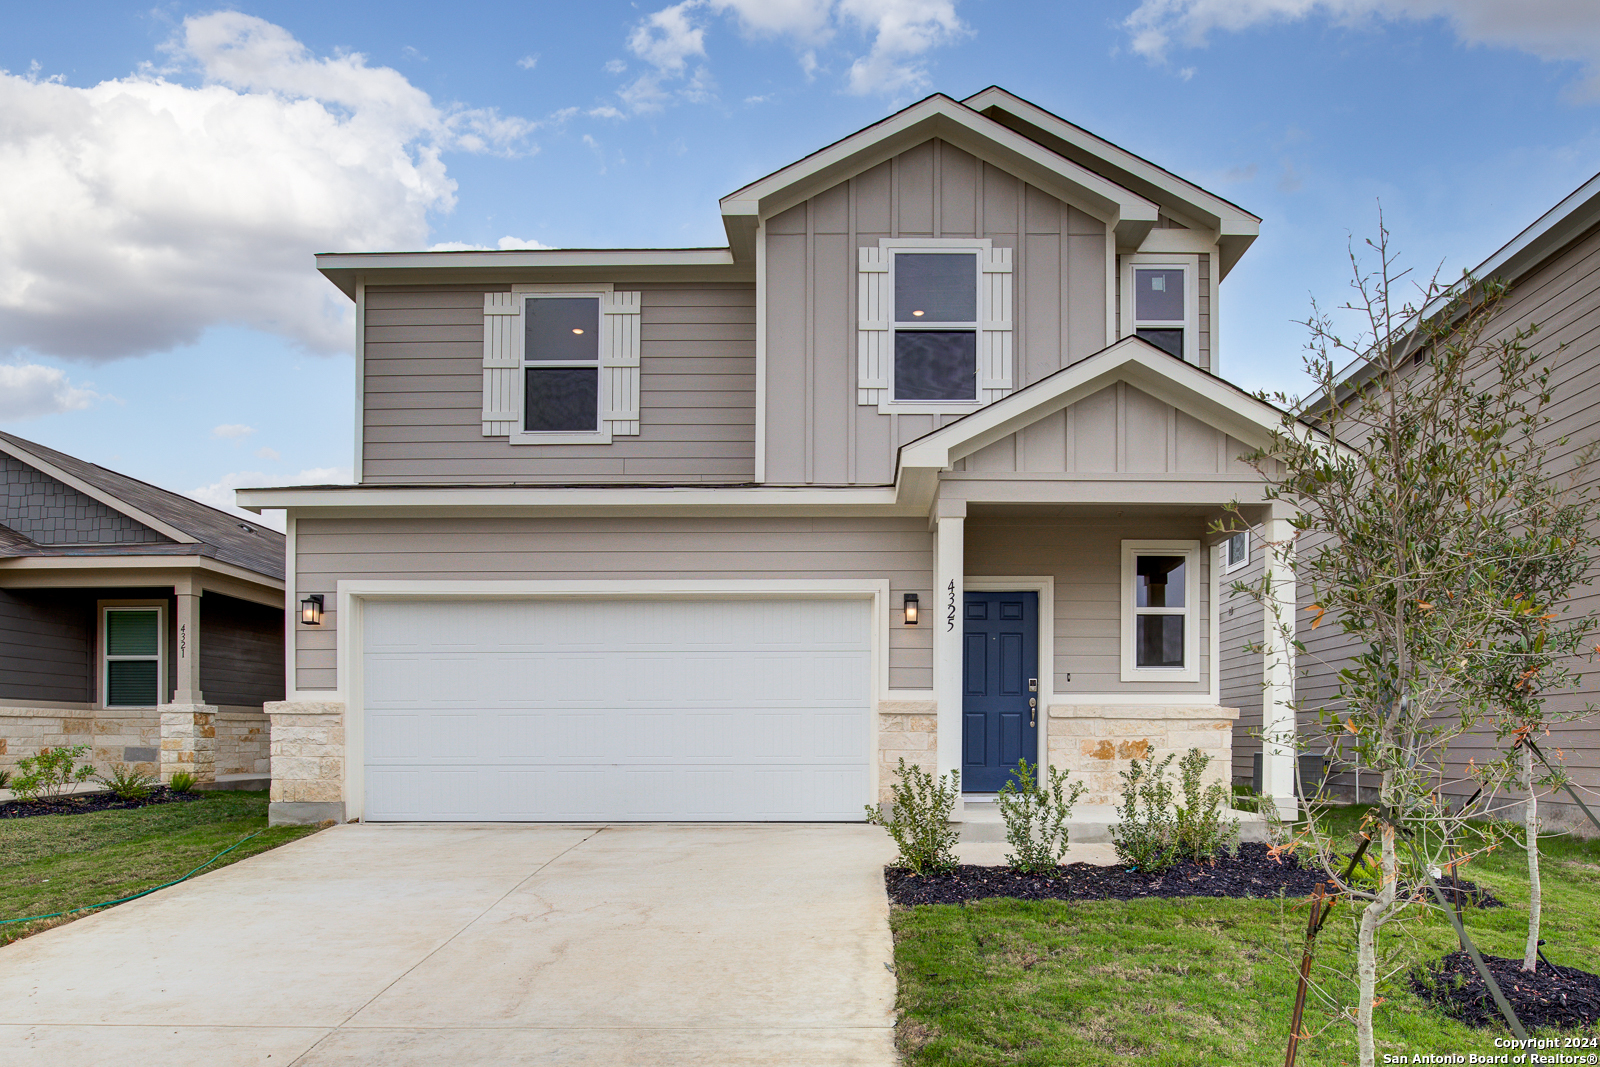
<box><xmin>291</xmin><ymin>516</ymin><xmax>935</xmax><ymax>692</ymax></box>
<box><xmin>967</xmin><ymin>514</ymin><xmax>1215</xmax><ymax>696</ymax></box>
<box><xmin>763</xmin><ymin>138</ymin><xmax>1111</xmax><ymax>486</ymax></box>
<box><xmin>361</xmin><ymin>283</ymin><xmax>756</xmax><ymax>484</ymax></box>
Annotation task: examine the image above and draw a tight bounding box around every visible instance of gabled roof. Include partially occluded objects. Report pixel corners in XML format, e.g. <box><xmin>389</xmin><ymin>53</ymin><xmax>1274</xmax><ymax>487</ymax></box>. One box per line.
<box><xmin>963</xmin><ymin>87</ymin><xmax>1260</xmax><ymax>277</ymax></box>
<box><xmin>718</xmin><ymin>93</ymin><xmax>1161</xmax><ymax>261</ymax></box>
<box><xmin>0</xmin><ymin>431</ymin><xmax>285</xmax><ymax>580</ymax></box>
<box><xmin>894</xmin><ymin>336</ymin><xmax>1296</xmax><ymax>505</ymax></box>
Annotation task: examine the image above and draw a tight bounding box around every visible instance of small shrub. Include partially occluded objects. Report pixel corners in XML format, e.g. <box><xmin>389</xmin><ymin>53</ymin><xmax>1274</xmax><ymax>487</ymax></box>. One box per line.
<box><xmin>96</xmin><ymin>763</ymin><xmax>158</xmax><ymax>801</ymax></box>
<box><xmin>1111</xmin><ymin>751</ymin><xmax>1179</xmax><ymax>872</ymax></box>
<box><xmin>865</xmin><ymin>758</ymin><xmax>960</xmax><ymax>875</ymax></box>
<box><xmin>167</xmin><ymin>771</ymin><xmax>199</xmax><ymax>794</ymax></box>
<box><xmin>996</xmin><ymin>758</ymin><xmax>1086</xmax><ymax>875</ymax></box>
<box><xmin>0</xmin><ymin>769</ymin><xmax>10</xmax><ymax>790</ymax></box>
<box><xmin>1173</xmin><ymin>747</ymin><xmax>1240</xmax><ymax>863</ymax></box>
<box><xmin>1231</xmin><ymin>783</ymin><xmax>1264</xmax><ymax>814</ymax></box>
<box><xmin>8</xmin><ymin>744</ymin><xmax>95</xmax><ymax>802</ymax></box>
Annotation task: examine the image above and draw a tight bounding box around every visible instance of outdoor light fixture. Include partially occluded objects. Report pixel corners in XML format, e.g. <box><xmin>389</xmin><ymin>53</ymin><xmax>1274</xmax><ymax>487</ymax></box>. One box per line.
<box><xmin>300</xmin><ymin>594</ymin><xmax>324</xmax><ymax>626</ymax></box>
<box><xmin>903</xmin><ymin>593</ymin><xmax>919</xmax><ymax>625</ymax></box>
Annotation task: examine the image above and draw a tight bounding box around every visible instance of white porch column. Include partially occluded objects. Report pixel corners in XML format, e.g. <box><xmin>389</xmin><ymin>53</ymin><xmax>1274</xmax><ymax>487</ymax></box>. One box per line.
<box><xmin>173</xmin><ymin>588</ymin><xmax>203</xmax><ymax>705</ymax></box>
<box><xmin>933</xmin><ymin>498</ymin><xmax>965</xmax><ymax>817</ymax></box>
<box><xmin>1261</xmin><ymin>505</ymin><xmax>1299</xmax><ymax>820</ymax></box>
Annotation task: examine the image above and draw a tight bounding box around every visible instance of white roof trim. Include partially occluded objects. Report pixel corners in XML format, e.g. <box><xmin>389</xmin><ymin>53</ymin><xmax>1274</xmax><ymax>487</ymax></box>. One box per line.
<box><xmin>236</xmin><ymin>484</ymin><xmax>906</xmax><ymax>514</ymax></box>
<box><xmin>316</xmin><ymin>249</ymin><xmax>736</xmax><ymax>272</ymax></box>
<box><xmin>719</xmin><ymin>95</ymin><xmax>1158</xmax><ymax>241</ymax></box>
<box><xmin>0</xmin><ymin>438</ymin><xmax>199</xmax><ymax>545</ymax></box>
<box><xmin>895</xmin><ymin>336</ymin><xmax>1294</xmax><ymax>503</ymax></box>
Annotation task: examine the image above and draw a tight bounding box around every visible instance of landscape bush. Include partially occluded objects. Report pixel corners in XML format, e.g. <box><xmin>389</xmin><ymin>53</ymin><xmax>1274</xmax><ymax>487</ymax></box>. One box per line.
<box><xmin>1173</xmin><ymin>747</ymin><xmax>1240</xmax><ymax>863</ymax></box>
<box><xmin>996</xmin><ymin>758</ymin><xmax>1086</xmax><ymax>874</ymax></box>
<box><xmin>167</xmin><ymin>771</ymin><xmax>199</xmax><ymax>794</ymax></box>
<box><xmin>1110</xmin><ymin>751</ymin><xmax>1179</xmax><ymax>871</ymax></box>
<box><xmin>95</xmin><ymin>763</ymin><xmax>159</xmax><ymax>801</ymax></box>
<box><xmin>7</xmin><ymin>744</ymin><xmax>95</xmax><ymax>802</ymax></box>
<box><xmin>866</xmin><ymin>758</ymin><xmax>961</xmax><ymax>875</ymax></box>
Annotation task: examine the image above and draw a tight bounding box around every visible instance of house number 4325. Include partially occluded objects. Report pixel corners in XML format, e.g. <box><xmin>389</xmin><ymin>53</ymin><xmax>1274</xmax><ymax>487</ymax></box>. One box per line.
<box><xmin>946</xmin><ymin>580</ymin><xmax>957</xmax><ymax>632</ymax></box>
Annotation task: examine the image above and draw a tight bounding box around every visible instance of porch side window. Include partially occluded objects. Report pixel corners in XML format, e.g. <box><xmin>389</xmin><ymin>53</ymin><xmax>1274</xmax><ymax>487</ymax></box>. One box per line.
<box><xmin>892</xmin><ymin>252</ymin><xmax>978</xmax><ymax>402</ymax></box>
<box><xmin>104</xmin><ymin>606</ymin><xmax>163</xmax><ymax>707</ymax></box>
<box><xmin>1121</xmin><ymin>540</ymin><xmax>1201</xmax><ymax>682</ymax></box>
<box><xmin>524</xmin><ymin>297</ymin><xmax>600</xmax><ymax>433</ymax></box>
<box><xmin>1221</xmin><ymin>530</ymin><xmax>1250</xmax><ymax>574</ymax></box>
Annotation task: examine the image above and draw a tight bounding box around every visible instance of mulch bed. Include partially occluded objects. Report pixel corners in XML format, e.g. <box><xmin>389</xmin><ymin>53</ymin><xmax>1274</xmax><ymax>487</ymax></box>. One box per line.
<box><xmin>886</xmin><ymin>842</ymin><xmax>1504</xmax><ymax>907</ymax></box>
<box><xmin>0</xmin><ymin>787</ymin><xmax>202</xmax><ymax>820</ymax></box>
<box><xmin>1412</xmin><ymin>951</ymin><xmax>1600</xmax><ymax>1032</ymax></box>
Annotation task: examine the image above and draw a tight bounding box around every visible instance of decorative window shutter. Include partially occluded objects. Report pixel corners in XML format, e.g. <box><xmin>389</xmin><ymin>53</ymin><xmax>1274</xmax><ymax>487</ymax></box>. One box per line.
<box><xmin>980</xmin><ymin>246</ymin><xmax>1014</xmax><ymax>403</ymax></box>
<box><xmin>601</xmin><ymin>291</ymin><xmax>642</xmax><ymax>435</ymax></box>
<box><xmin>857</xmin><ymin>247</ymin><xmax>889</xmax><ymax>405</ymax></box>
<box><xmin>482</xmin><ymin>293</ymin><xmax>521</xmax><ymax>436</ymax></box>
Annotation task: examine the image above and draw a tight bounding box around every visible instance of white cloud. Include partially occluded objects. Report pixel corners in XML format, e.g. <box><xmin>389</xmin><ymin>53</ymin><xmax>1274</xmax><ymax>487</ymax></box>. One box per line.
<box><xmin>611</xmin><ymin>0</ymin><xmax>965</xmax><ymax>109</ymax></box>
<box><xmin>604</xmin><ymin>58</ymin><xmax>629</xmax><ymax>74</ymax></box>
<box><xmin>293</xmin><ymin>466</ymin><xmax>349</xmax><ymax>484</ymax></box>
<box><xmin>0</xmin><ymin>13</ymin><xmax>537</xmax><ymax>365</ymax></box>
<box><xmin>1123</xmin><ymin>0</ymin><xmax>1600</xmax><ymax>97</ymax></box>
<box><xmin>0</xmin><ymin>362</ymin><xmax>102</xmax><ymax>420</ymax></box>
<box><xmin>212</xmin><ymin>423</ymin><xmax>255</xmax><ymax>439</ymax></box>
<box><xmin>428</xmin><ymin>235</ymin><xmax>553</xmax><ymax>251</ymax></box>
<box><xmin>517</xmin><ymin>53</ymin><xmax>540</xmax><ymax>69</ymax></box>
<box><xmin>254</xmin><ymin>446</ymin><xmax>280</xmax><ymax>461</ymax></box>
<box><xmin>188</xmin><ymin>463</ymin><xmax>352</xmax><ymax>530</ymax></box>
<box><xmin>588</xmin><ymin>105</ymin><xmax>626</xmax><ymax>119</ymax></box>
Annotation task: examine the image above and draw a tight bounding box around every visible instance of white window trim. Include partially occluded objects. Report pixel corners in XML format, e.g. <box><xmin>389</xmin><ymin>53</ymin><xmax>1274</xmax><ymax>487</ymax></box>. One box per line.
<box><xmin>512</xmin><ymin>286</ymin><xmax>613</xmax><ymax>446</ymax></box>
<box><xmin>1220</xmin><ymin>529</ymin><xmax>1251</xmax><ymax>575</ymax></box>
<box><xmin>1121</xmin><ymin>253</ymin><xmax>1200</xmax><ymax>365</ymax></box>
<box><xmin>99</xmin><ymin>601</ymin><xmax>167</xmax><ymax>709</ymax></box>
<box><xmin>859</xmin><ymin>237</ymin><xmax>1011</xmax><ymax>416</ymax></box>
<box><xmin>1120</xmin><ymin>539</ymin><xmax>1201</xmax><ymax>683</ymax></box>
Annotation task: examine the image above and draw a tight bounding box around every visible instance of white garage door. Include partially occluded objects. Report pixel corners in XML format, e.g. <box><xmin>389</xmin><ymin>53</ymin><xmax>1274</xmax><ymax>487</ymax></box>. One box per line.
<box><xmin>361</xmin><ymin>598</ymin><xmax>873</xmax><ymax>821</ymax></box>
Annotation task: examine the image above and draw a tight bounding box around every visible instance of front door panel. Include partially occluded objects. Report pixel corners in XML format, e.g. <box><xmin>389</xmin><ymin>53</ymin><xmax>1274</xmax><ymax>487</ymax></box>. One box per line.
<box><xmin>961</xmin><ymin>591</ymin><xmax>1039</xmax><ymax>792</ymax></box>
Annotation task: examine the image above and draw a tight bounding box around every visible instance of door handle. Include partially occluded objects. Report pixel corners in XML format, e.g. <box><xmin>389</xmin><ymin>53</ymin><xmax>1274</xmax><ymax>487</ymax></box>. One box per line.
<box><xmin>1029</xmin><ymin>696</ymin><xmax>1037</xmax><ymax>727</ymax></box>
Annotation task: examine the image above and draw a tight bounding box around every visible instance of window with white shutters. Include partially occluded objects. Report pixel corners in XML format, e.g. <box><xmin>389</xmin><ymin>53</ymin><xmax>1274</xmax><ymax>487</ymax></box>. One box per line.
<box><xmin>857</xmin><ymin>238</ymin><xmax>1012</xmax><ymax>415</ymax></box>
<box><xmin>481</xmin><ymin>288</ymin><xmax>641</xmax><ymax>444</ymax></box>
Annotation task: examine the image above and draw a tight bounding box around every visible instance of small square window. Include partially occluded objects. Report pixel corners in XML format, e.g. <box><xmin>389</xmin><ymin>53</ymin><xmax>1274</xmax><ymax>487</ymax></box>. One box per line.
<box><xmin>524</xmin><ymin>367</ymin><xmax>599</xmax><ymax>432</ymax></box>
<box><xmin>895</xmin><ymin>253</ymin><xmax>977</xmax><ymax>322</ymax></box>
<box><xmin>1135</xmin><ymin>555</ymin><xmax>1186</xmax><ymax>608</ymax></box>
<box><xmin>1135</xmin><ymin>615</ymin><xmax>1185</xmax><ymax>669</ymax></box>
<box><xmin>1135</xmin><ymin>268</ymin><xmax>1185</xmax><ymax>322</ymax></box>
<box><xmin>894</xmin><ymin>331</ymin><xmax>977</xmax><ymax>401</ymax></box>
<box><xmin>1222</xmin><ymin>531</ymin><xmax>1249</xmax><ymax>574</ymax></box>
<box><xmin>525</xmin><ymin>298</ymin><xmax>599</xmax><ymax>362</ymax></box>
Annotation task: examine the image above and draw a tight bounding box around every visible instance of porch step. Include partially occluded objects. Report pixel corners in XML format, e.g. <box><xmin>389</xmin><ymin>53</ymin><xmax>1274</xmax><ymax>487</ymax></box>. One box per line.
<box><xmin>957</xmin><ymin>801</ymin><xmax>1270</xmax><ymax>845</ymax></box>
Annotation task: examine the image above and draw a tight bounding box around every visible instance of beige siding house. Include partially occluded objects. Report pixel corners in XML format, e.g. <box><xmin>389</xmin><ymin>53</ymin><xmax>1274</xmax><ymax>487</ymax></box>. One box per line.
<box><xmin>1220</xmin><ymin>172</ymin><xmax>1600</xmax><ymax>828</ymax></box>
<box><xmin>241</xmin><ymin>88</ymin><xmax>1304</xmax><ymax>826</ymax></box>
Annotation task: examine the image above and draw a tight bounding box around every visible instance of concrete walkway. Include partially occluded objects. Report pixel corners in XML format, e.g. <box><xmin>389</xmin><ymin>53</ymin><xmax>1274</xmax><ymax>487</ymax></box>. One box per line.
<box><xmin>0</xmin><ymin>823</ymin><xmax>899</xmax><ymax>1066</ymax></box>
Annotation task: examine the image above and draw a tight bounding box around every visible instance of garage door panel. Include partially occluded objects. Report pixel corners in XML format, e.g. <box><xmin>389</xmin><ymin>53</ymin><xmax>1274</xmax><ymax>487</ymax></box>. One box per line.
<box><xmin>362</xmin><ymin>598</ymin><xmax>873</xmax><ymax>821</ymax></box>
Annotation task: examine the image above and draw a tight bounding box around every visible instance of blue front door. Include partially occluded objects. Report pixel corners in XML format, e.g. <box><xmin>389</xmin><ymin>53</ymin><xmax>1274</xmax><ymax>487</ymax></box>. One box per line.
<box><xmin>962</xmin><ymin>591</ymin><xmax>1039</xmax><ymax>792</ymax></box>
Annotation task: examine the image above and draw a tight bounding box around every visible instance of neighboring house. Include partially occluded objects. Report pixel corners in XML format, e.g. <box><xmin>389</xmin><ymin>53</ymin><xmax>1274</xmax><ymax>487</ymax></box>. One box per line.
<box><xmin>1221</xmin><ymin>171</ymin><xmax>1600</xmax><ymax>830</ymax></box>
<box><xmin>240</xmin><ymin>87</ymin><xmax>1307</xmax><ymax>827</ymax></box>
<box><xmin>0</xmin><ymin>431</ymin><xmax>286</xmax><ymax>787</ymax></box>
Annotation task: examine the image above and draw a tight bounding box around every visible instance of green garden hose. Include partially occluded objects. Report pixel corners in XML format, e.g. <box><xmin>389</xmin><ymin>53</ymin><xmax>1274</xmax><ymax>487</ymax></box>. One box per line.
<box><xmin>0</xmin><ymin>828</ymin><xmax>266</xmax><ymax>927</ymax></box>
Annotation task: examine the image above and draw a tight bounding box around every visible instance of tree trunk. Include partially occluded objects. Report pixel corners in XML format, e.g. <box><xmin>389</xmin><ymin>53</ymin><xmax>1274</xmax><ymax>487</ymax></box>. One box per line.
<box><xmin>1522</xmin><ymin>743</ymin><xmax>1542</xmax><ymax>973</ymax></box>
<box><xmin>1356</xmin><ymin>821</ymin><xmax>1398</xmax><ymax>1067</ymax></box>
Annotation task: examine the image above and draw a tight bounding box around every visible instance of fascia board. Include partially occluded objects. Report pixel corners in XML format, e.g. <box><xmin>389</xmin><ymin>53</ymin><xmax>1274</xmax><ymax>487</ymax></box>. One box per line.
<box><xmin>235</xmin><ymin>485</ymin><xmax>905</xmax><ymax>514</ymax></box>
<box><xmin>0</xmin><ymin>439</ymin><xmax>199</xmax><ymax>545</ymax></box>
<box><xmin>720</xmin><ymin>99</ymin><xmax>1157</xmax><ymax>229</ymax></box>
<box><xmin>315</xmin><ymin>249</ymin><xmax>745</xmax><ymax>299</ymax></box>
<box><xmin>898</xmin><ymin>341</ymin><xmax>1294</xmax><ymax>473</ymax></box>
<box><xmin>963</xmin><ymin>87</ymin><xmax>1260</xmax><ymax>235</ymax></box>
<box><xmin>0</xmin><ymin>554</ymin><xmax>284</xmax><ymax>594</ymax></box>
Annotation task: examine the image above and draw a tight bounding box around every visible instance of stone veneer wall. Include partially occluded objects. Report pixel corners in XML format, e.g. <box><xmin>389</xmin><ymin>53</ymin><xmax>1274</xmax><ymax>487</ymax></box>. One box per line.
<box><xmin>0</xmin><ymin>706</ymin><xmax>161</xmax><ymax>776</ymax></box>
<box><xmin>1047</xmin><ymin>704</ymin><xmax>1239</xmax><ymax>806</ymax></box>
<box><xmin>877</xmin><ymin>700</ymin><xmax>937</xmax><ymax>805</ymax></box>
<box><xmin>264</xmin><ymin>701</ymin><xmax>346</xmax><ymax>825</ymax></box>
<box><xmin>215</xmin><ymin>710</ymin><xmax>270</xmax><ymax>777</ymax></box>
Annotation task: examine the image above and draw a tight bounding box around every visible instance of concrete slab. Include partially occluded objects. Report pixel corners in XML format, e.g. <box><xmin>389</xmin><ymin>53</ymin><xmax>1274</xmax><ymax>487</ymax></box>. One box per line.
<box><xmin>0</xmin><ymin>823</ymin><xmax>898</xmax><ymax>1066</ymax></box>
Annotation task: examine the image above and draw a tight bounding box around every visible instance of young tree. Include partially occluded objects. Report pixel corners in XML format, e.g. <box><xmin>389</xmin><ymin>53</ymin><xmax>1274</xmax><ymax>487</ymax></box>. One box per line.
<box><xmin>1233</xmin><ymin>214</ymin><xmax>1570</xmax><ymax>1066</ymax></box>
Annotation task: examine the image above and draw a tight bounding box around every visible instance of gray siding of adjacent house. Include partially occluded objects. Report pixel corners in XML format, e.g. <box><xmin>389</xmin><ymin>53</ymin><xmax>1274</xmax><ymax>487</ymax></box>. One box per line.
<box><xmin>291</xmin><ymin>516</ymin><xmax>936</xmax><ymax>691</ymax></box>
<box><xmin>0</xmin><ymin>588</ymin><xmax>93</xmax><ymax>704</ymax></box>
<box><xmin>762</xmin><ymin>138</ymin><xmax>1113</xmax><ymax>486</ymax></box>
<box><xmin>1218</xmin><ymin>550</ymin><xmax>1264</xmax><ymax>784</ymax></box>
<box><xmin>361</xmin><ymin>283</ymin><xmax>756</xmax><ymax>484</ymax></box>
<box><xmin>199</xmin><ymin>593</ymin><xmax>286</xmax><ymax>708</ymax></box>
<box><xmin>967</xmin><ymin>512</ymin><xmax>1215</xmax><ymax>696</ymax></box>
<box><xmin>1228</xmin><ymin>220</ymin><xmax>1600</xmax><ymax>803</ymax></box>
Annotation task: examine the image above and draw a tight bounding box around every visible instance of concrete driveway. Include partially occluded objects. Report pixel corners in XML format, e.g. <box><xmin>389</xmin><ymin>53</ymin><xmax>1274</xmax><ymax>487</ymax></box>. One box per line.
<box><xmin>0</xmin><ymin>823</ymin><xmax>899</xmax><ymax>1066</ymax></box>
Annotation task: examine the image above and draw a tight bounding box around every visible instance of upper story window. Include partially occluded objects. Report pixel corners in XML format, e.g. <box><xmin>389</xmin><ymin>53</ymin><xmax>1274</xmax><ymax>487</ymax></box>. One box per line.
<box><xmin>1121</xmin><ymin>540</ymin><xmax>1201</xmax><ymax>683</ymax></box>
<box><xmin>524</xmin><ymin>297</ymin><xmax>600</xmax><ymax>434</ymax></box>
<box><xmin>893</xmin><ymin>252</ymin><xmax>979</xmax><ymax>403</ymax></box>
<box><xmin>1123</xmin><ymin>255</ymin><xmax>1199</xmax><ymax>364</ymax></box>
<box><xmin>857</xmin><ymin>238</ymin><xmax>1013</xmax><ymax>415</ymax></box>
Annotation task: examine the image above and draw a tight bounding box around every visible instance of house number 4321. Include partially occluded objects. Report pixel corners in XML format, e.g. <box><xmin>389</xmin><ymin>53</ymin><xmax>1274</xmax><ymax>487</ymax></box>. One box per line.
<box><xmin>946</xmin><ymin>580</ymin><xmax>957</xmax><ymax>632</ymax></box>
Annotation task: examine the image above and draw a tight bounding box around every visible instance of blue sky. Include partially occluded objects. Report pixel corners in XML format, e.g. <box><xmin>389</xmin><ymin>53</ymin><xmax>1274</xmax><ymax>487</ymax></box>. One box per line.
<box><xmin>3</xmin><ymin>0</ymin><xmax>1600</xmax><ymax>526</ymax></box>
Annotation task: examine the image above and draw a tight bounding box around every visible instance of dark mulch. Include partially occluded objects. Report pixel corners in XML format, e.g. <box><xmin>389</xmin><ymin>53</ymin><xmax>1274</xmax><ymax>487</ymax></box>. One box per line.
<box><xmin>0</xmin><ymin>787</ymin><xmax>202</xmax><ymax>820</ymax></box>
<box><xmin>885</xmin><ymin>842</ymin><xmax>1503</xmax><ymax>907</ymax></box>
<box><xmin>1412</xmin><ymin>951</ymin><xmax>1600</xmax><ymax>1032</ymax></box>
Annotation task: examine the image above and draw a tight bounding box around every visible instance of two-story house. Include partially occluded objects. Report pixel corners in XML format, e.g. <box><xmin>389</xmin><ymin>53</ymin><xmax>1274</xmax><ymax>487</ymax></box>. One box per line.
<box><xmin>240</xmin><ymin>88</ymin><xmax>1305</xmax><ymax>828</ymax></box>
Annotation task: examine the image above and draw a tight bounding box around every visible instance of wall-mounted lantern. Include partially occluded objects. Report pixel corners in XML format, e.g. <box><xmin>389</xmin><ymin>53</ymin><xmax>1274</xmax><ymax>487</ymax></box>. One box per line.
<box><xmin>903</xmin><ymin>592</ymin><xmax>919</xmax><ymax>626</ymax></box>
<box><xmin>300</xmin><ymin>594</ymin><xmax>325</xmax><ymax>626</ymax></box>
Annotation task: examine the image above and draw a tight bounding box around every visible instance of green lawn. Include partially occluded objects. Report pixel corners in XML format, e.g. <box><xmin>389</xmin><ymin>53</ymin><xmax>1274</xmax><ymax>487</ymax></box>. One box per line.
<box><xmin>891</xmin><ymin>806</ymin><xmax>1600</xmax><ymax>1065</ymax></box>
<box><xmin>0</xmin><ymin>791</ymin><xmax>320</xmax><ymax>947</ymax></box>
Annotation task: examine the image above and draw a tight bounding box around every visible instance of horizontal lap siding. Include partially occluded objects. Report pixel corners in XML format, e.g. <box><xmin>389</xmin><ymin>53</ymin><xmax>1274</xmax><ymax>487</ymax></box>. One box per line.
<box><xmin>966</xmin><ymin>515</ymin><xmax>1213</xmax><ymax>696</ymax></box>
<box><xmin>1219</xmin><ymin>553</ymin><xmax>1263</xmax><ymax>783</ymax></box>
<box><xmin>361</xmin><ymin>284</ymin><xmax>755</xmax><ymax>483</ymax></box>
<box><xmin>292</xmin><ymin>516</ymin><xmax>933</xmax><ymax>691</ymax></box>
<box><xmin>199</xmin><ymin>593</ymin><xmax>285</xmax><ymax>708</ymax></box>
<box><xmin>0</xmin><ymin>589</ymin><xmax>92</xmax><ymax>704</ymax></box>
